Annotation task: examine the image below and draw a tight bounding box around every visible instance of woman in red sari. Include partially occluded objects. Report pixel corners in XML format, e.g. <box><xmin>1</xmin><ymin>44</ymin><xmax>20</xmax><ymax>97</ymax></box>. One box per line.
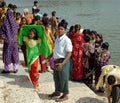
<box><xmin>71</xmin><ymin>24</ymin><xmax>84</xmax><ymax>81</ymax></box>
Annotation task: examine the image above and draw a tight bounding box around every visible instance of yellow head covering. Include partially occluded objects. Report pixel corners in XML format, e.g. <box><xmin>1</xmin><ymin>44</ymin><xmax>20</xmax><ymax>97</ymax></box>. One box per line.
<box><xmin>96</xmin><ymin>65</ymin><xmax>120</xmax><ymax>90</ymax></box>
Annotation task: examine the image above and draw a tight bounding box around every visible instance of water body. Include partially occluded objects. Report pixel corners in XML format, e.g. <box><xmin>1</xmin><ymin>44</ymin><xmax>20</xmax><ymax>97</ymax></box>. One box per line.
<box><xmin>7</xmin><ymin>0</ymin><xmax>120</xmax><ymax>65</ymax></box>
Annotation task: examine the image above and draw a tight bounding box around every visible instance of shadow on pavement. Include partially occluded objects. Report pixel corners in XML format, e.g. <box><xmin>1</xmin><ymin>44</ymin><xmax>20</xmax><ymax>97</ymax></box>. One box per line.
<box><xmin>76</xmin><ymin>97</ymin><xmax>106</xmax><ymax>103</ymax></box>
<box><xmin>0</xmin><ymin>69</ymin><xmax>33</xmax><ymax>89</ymax></box>
<box><xmin>37</xmin><ymin>93</ymin><xmax>56</xmax><ymax>101</ymax></box>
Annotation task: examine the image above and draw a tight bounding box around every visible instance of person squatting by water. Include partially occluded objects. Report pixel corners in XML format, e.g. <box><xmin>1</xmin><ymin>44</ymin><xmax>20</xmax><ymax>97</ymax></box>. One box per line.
<box><xmin>96</xmin><ymin>65</ymin><xmax>120</xmax><ymax>103</ymax></box>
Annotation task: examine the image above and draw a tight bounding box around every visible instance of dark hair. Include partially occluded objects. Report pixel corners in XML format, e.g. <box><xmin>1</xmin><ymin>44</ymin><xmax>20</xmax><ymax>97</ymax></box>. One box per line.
<box><xmin>31</xmin><ymin>19</ymin><xmax>37</xmax><ymax>24</ymax></box>
<box><xmin>61</xmin><ymin>19</ymin><xmax>68</xmax><ymax>24</ymax></box>
<box><xmin>97</xmin><ymin>34</ymin><xmax>103</xmax><ymax>39</ymax></box>
<box><xmin>75</xmin><ymin>24</ymin><xmax>81</xmax><ymax>32</ymax></box>
<box><xmin>43</xmin><ymin>13</ymin><xmax>48</xmax><ymax>17</ymax></box>
<box><xmin>13</xmin><ymin>5</ymin><xmax>17</xmax><ymax>9</ymax></box>
<box><xmin>107</xmin><ymin>75</ymin><xmax>116</xmax><ymax>85</ymax></box>
<box><xmin>90</xmin><ymin>30</ymin><xmax>97</xmax><ymax>35</ymax></box>
<box><xmin>8</xmin><ymin>3</ymin><xmax>13</xmax><ymax>9</ymax></box>
<box><xmin>84</xmin><ymin>36</ymin><xmax>91</xmax><ymax>42</ymax></box>
<box><xmin>29</xmin><ymin>28</ymin><xmax>38</xmax><ymax>40</ymax></box>
<box><xmin>101</xmin><ymin>42</ymin><xmax>109</xmax><ymax>50</ymax></box>
<box><xmin>56</xmin><ymin>17</ymin><xmax>59</xmax><ymax>20</ymax></box>
<box><xmin>83</xmin><ymin>29</ymin><xmax>91</xmax><ymax>35</ymax></box>
<box><xmin>42</xmin><ymin>17</ymin><xmax>49</xmax><ymax>26</ymax></box>
<box><xmin>34</xmin><ymin>1</ymin><xmax>38</xmax><ymax>4</ymax></box>
<box><xmin>52</xmin><ymin>11</ymin><xmax>56</xmax><ymax>16</ymax></box>
<box><xmin>58</xmin><ymin>19</ymin><xmax>68</xmax><ymax>30</ymax></box>
<box><xmin>1</xmin><ymin>1</ymin><xmax>6</xmax><ymax>7</ymax></box>
<box><xmin>16</xmin><ymin>12</ymin><xmax>21</xmax><ymax>16</ymax></box>
<box><xmin>69</xmin><ymin>26</ymin><xmax>75</xmax><ymax>32</ymax></box>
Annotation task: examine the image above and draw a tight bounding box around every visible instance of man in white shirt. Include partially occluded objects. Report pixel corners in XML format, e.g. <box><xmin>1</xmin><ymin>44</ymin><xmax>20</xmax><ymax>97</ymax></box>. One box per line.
<box><xmin>48</xmin><ymin>20</ymin><xmax>72</xmax><ymax>102</ymax></box>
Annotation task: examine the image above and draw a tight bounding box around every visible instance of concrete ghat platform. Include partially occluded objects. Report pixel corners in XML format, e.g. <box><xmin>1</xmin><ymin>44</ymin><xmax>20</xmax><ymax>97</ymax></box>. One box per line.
<box><xmin>38</xmin><ymin>72</ymin><xmax>107</xmax><ymax>103</ymax></box>
<box><xmin>0</xmin><ymin>43</ymin><xmax>107</xmax><ymax>103</ymax></box>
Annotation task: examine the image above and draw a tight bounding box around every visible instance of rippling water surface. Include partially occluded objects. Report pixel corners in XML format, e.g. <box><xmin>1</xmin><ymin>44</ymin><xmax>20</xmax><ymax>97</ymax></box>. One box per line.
<box><xmin>7</xmin><ymin>0</ymin><xmax>120</xmax><ymax>65</ymax></box>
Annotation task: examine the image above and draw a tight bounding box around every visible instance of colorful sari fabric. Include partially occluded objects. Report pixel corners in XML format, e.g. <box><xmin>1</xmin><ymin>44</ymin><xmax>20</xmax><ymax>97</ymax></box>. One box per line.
<box><xmin>95</xmin><ymin>49</ymin><xmax>111</xmax><ymax>84</ymax></box>
<box><xmin>82</xmin><ymin>42</ymin><xmax>94</xmax><ymax>85</ymax></box>
<box><xmin>23</xmin><ymin>36</ymin><xmax>41</xmax><ymax>72</ymax></box>
<box><xmin>0</xmin><ymin>10</ymin><xmax>19</xmax><ymax>65</ymax></box>
<box><xmin>100</xmin><ymin>49</ymin><xmax>110</xmax><ymax>67</ymax></box>
<box><xmin>18</xmin><ymin>25</ymin><xmax>51</xmax><ymax>72</ymax></box>
<box><xmin>71</xmin><ymin>33</ymin><xmax>84</xmax><ymax>80</ymax></box>
<box><xmin>30</xmin><ymin>58</ymin><xmax>39</xmax><ymax>86</ymax></box>
<box><xmin>39</xmin><ymin>55</ymin><xmax>47</xmax><ymax>72</ymax></box>
<box><xmin>46</xmin><ymin>28</ymin><xmax>54</xmax><ymax>53</ymax></box>
<box><xmin>23</xmin><ymin>36</ymin><xmax>41</xmax><ymax>86</ymax></box>
<box><xmin>39</xmin><ymin>28</ymin><xmax>54</xmax><ymax>72</ymax></box>
<box><xmin>18</xmin><ymin>25</ymin><xmax>50</xmax><ymax>58</ymax></box>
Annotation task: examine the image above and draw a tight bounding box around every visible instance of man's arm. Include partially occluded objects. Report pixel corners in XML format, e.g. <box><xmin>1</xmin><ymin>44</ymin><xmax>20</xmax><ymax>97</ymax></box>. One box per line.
<box><xmin>56</xmin><ymin>52</ymin><xmax>71</xmax><ymax>71</ymax></box>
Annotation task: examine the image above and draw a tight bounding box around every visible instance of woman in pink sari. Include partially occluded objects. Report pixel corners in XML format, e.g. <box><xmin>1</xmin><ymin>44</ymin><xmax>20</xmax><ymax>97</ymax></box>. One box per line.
<box><xmin>71</xmin><ymin>24</ymin><xmax>84</xmax><ymax>81</ymax></box>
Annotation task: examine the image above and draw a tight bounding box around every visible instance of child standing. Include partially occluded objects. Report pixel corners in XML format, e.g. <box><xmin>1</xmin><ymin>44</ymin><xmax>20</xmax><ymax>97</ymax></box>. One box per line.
<box><xmin>23</xmin><ymin>28</ymin><xmax>41</xmax><ymax>89</ymax></box>
<box><xmin>18</xmin><ymin>25</ymin><xmax>51</xmax><ymax>90</ymax></box>
<box><xmin>100</xmin><ymin>42</ymin><xmax>111</xmax><ymax>67</ymax></box>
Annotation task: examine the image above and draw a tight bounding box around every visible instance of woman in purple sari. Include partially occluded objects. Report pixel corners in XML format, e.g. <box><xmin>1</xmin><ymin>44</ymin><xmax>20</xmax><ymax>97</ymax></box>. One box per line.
<box><xmin>0</xmin><ymin>9</ymin><xmax>19</xmax><ymax>73</ymax></box>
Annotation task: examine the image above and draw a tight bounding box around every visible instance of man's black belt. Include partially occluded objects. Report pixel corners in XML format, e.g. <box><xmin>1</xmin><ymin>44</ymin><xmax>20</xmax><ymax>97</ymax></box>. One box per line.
<box><xmin>54</xmin><ymin>58</ymin><xmax>64</xmax><ymax>64</ymax></box>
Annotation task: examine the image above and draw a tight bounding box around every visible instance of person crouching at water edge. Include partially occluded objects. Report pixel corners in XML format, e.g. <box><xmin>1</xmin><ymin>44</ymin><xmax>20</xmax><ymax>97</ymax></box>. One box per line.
<box><xmin>96</xmin><ymin>65</ymin><xmax>120</xmax><ymax>103</ymax></box>
<box><xmin>48</xmin><ymin>20</ymin><xmax>72</xmax><ymax>102</ymax></box>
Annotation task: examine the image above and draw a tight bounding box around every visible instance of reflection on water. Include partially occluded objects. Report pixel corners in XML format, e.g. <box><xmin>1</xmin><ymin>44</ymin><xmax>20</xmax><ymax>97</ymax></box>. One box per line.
<box><xmin>6</xmin><ymin>0</ymin><xmax>120</xmax><ymax>65</ymax></box>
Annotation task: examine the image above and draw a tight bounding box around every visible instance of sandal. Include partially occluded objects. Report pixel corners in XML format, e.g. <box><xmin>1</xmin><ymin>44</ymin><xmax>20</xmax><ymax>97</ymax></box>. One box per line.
<box><xmin>13</xmin><ymin>70</ymin><xmax>18</xmax><ymax>73</ymax></box>
<box><xmin>10</xmin><ymin>70</ymin><xmax>18</xmax><ymax>73</ymax></box>
<box><xmin>1</xmin><ymin>70</ymin><xmax>11</xmax><ymax>74</ymax></box>
<box><xmin>48</xmin><ymin>92</ymin><xmax>60</xmax><ymax>97</ymax></box>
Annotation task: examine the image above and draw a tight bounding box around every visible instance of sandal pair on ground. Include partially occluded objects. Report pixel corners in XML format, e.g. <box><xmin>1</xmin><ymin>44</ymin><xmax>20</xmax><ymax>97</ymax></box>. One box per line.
<box><xmin>1</xmin><ymin>70</ymin><xmax>18</xmax><ymax>74</ymax></box>
<box><xmin>48</xmin><ymin>92</ymin><xmax>68</xmax><ymax>102</ymax></box>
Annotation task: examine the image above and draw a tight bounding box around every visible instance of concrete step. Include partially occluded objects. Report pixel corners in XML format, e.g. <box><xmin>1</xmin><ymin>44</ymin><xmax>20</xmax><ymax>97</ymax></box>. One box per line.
<box><xmin>0</xmin><ymin>43</ymin><xmax>107</xmax><ymax>103</ymax></box>
<box><xmin>0</xmin><ymin>65</ymin><xmax>41</xmax><ymax>103</ymax></box>
<box><xmin>38</xmin><ymin>72</ymin><xmax>107</xmax><ymax>103</ymax></box>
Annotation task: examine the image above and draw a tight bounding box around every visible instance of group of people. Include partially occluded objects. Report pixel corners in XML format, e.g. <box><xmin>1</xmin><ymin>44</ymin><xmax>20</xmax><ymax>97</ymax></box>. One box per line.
<box><xmin>0</xmin><ymin>1</ymin><xmax>120</xmax><ymax>103</ymax></box>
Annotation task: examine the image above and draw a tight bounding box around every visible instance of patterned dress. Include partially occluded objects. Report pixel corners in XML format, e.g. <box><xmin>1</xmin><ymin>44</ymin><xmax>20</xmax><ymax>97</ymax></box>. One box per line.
<box><xmin>71</xmin><ymin>33</ymin><xmax>84</xmax><ymax>80</ymax></box>
<box><xmin>23</xmin><ymin>37</ymin><xmax>41</xmax><ymax>86</ymax></box>
<box><xmin>95</xmin><ymin>49</ymin><xmax>111</xmax><ymax>84</ymax></box>
<box><xmin>0</xmin><ymin>10</ymin><xmax>19</xmax><ymax>67</ymax></box>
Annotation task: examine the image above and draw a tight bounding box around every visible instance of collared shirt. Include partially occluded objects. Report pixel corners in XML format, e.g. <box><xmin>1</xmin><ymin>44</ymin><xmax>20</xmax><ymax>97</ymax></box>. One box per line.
<box><xmin>53</xmin><ymin>34</ymin><xmax>72</xmax><ymax>59</ymax></box>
